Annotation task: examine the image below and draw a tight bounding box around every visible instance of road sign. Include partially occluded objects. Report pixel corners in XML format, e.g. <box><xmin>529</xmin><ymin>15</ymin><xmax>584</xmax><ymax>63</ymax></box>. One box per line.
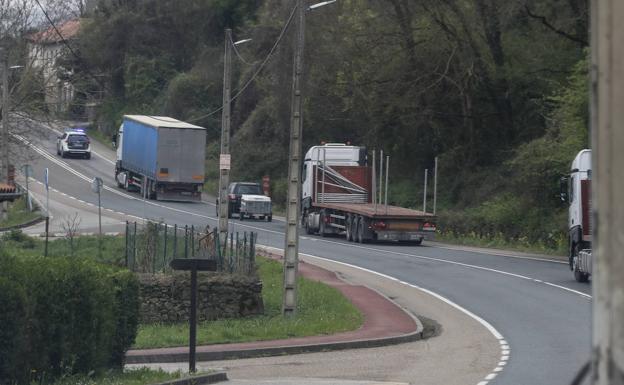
<box><xmin>219</xmin><ymin>154</ymin><xmax>231</xmax><ymax>170</ymax></box>
<box><xmin>91</xmin><ymin>177</ymin><xmax>103</xmax><ymax>193</ymax></box>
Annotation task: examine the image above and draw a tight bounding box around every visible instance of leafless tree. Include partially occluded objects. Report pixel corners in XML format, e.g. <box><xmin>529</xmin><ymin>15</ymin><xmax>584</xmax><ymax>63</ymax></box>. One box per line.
<box><xmin>61</xmin><ymin>211</ymin><xmax>81</xmax><ymax>256</ymax></box>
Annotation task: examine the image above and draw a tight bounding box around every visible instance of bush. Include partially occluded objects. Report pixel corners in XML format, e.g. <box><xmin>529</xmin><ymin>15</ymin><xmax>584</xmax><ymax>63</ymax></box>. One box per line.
<box><xmin>0</xmin><ymin>256</ymin><xmax>140</xmax><ymax>384</ymax></box>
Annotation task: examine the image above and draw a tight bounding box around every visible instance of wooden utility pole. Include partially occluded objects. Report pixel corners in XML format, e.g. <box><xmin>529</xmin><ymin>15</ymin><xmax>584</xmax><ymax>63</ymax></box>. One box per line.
<box><xmin>591</xmin><ymin>0</ymin><xmax>624</xmax><ymax>383</ymax></box>
<box><xmin>218</xmin><ymin>29</ymin><xmax>233</xmax><ymax>244</ymax></box>
<box><xmin>282</xmin><ymin>0</ymin><xmax>305</xmax><ymax>317</ymax></box>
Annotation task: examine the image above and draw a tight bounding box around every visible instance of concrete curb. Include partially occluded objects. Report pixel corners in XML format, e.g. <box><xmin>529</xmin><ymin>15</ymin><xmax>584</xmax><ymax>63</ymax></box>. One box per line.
<box><xmin>126</xmin><ymin>245</ymin><xmax>427</xmax><ymax>365</ymax></box>
<box><xmin>151</xmin><ymin>371</ymin><xmax>227</xmax><ymax>385</ymax></box>
<box><xmin>0</xmin><ymin>214</ymin><xmax>45</xmax><ymax>232</ymax></box>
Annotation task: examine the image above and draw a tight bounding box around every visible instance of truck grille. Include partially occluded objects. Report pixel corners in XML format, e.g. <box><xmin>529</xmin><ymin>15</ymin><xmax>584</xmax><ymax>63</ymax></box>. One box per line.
<box><xmin>244</xmin><ymin>201</ymin><xmax>271</xmax><ymax>213</ymax></box>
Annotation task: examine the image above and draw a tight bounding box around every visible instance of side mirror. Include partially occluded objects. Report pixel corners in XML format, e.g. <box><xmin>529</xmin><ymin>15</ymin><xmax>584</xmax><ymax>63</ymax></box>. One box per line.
<box><xmin>559</xmin><ymin>176</ymin><xmax>569</xmax><ymax>202</ymax></box>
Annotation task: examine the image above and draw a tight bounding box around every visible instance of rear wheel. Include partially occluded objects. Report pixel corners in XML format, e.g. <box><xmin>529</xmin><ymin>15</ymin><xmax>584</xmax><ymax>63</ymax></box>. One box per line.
<box><xmin>85</xmin><ymin>152</ymin><xmax>91</xmax><ymax>159</ymax></box>
<box><xmin>346</xmin><ymin>215</ymin><xmax>353</xmax><ymax>242</ymax></box>
<box><xmin>304</xmin><ymin>214</ymin><xmax>314</xmax><ymax>235</ymax></box>
<box><xmin>319</xmin><ymin>211</ymin><xmax>328</xmax><ymax>237</ymax></box>
<box><xmin>267</xmin><ymin>215</ymin><xmax>272</xmax><ymax>222</ymax></box>
<box><xmin>357</xmin><ymin>216</ymin><xmax>368</xmax><ymax>244</ymax></box>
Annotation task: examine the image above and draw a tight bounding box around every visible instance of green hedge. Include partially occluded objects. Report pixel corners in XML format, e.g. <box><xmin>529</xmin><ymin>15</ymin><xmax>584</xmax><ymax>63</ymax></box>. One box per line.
<box><xmin>0</xmin><ymin>255</ymin><xmax>139</xmax><ymax>384</ymax></box>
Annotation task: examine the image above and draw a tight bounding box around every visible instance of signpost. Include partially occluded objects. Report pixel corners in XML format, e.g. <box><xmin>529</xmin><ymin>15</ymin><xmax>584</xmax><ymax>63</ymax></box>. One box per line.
<box><xmin>92</xmin><ymin>177</ymin><xmax>103</xmax><ymax>258</ymax></box>
<box><xmin>22</xmin><ymin>164</ymin><xmax>32</xmax><ymax>211</ymax></box>
<box><xmin>44</xmin><ymin>168</ymin><xmax>49</xmax><ymax>257</ymax></box>
<box><xmin>169</xmin><ymin>258</ymin><xmax>217</xmax><ymax>373</ymax></box>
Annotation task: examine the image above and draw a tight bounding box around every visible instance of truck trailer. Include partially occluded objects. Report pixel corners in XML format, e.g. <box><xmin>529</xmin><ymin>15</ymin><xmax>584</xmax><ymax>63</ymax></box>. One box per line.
<box><xmin>114</xmin><ymin>115</ymin><xmax>206</xmax><ymax>202</ymax></box>
<box><xmin>301</xmin><ymin>144</ymin><xmax>436</xmax><ymax>244</ymax></box>
<box><xmin>562</xmin><ymin>149</ymin><xmax>592</xmax><ymax>282</ymax></box>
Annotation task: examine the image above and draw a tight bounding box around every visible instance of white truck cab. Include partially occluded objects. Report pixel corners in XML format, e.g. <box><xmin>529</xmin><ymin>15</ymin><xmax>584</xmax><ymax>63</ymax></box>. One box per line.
<box><xmin>563</xmin><ymin>149</ymin><xmax>592</xmax><ymax>282</ymax></box>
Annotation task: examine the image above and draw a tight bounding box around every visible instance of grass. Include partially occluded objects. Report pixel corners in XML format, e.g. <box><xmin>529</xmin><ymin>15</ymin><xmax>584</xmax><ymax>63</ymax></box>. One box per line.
<box><xmin>0</xmin><ymin>197</ymin><xmax>43</xmax><ymax>229</ymax></box>
<box><xmin>48</xmin><ymin>368</ymin><xmax>186</xmax><ymax>385</ymax></box>
<box><xmin>87</xmin><ymin>127</ymin><xmax>116</xmax><ymax>150</ymax></box>
<box><xmin>435</xmin><ymin>231</ymin><xmax>567</xmax><ymax>256</ymax></box>
<box><xmin>0</xmin><ymin>231</ymin><xmax>127</xmax><ymax>265</ymax></box>
<box><xmin>133</xmin><ymin>256</ymin><xmax>364</xmax><ymax>349</ymax></box>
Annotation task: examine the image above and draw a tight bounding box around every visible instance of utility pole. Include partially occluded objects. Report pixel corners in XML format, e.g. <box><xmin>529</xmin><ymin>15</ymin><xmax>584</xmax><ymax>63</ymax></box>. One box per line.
<box><xmin>433</xmin><ymin>156</ymin><xmax>438</xmax><ymax>215</ymax></box>
<box><xmin>282</xmin><ymin>0</ymin><xmax>305</xmax><ymax>317</ymax></box>
<box><xmin>590</xmin><ymin>0</ymin><xmax>624</xmax><ymax>383</ymax></box>
<box><xmin>218</xmin><ymin>28</ymin><xmax>233</xmax><ymax>244</ymax></box>
<box><xmin>1</xmin><ymin>47</ymin><xmax>9</xmax><ymax>221</ymax></box>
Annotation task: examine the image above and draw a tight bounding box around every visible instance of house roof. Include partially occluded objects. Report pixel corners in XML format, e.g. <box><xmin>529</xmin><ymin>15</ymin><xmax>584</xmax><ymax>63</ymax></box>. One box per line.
<box><xmin>26</xmin><ymin>19</ymin><xmax>81</xmax><ymax>45</ymax></box>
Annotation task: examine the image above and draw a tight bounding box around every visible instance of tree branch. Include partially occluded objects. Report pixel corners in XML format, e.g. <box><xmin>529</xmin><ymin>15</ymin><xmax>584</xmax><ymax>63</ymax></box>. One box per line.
<box><xmin>525</xmin><ymin>5</ymin><xmax>588</xmax><ymax>47</ymax></box>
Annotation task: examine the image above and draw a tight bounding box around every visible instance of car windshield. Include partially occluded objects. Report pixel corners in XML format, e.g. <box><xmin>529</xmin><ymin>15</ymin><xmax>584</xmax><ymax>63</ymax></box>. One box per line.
<box><xmin>237</xmin><ymin>184</ymin><xmax>262</xmax><ymax>195</ymax></box>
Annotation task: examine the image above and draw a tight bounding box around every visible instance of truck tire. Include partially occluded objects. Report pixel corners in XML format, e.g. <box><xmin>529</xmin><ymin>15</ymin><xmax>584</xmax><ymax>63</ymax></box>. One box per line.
<box><xmin>267</xmin><ymin>215</ymin><xmax>272</xmax><ymax>222</ymax></box>
<box><xmin>572</xmin><ymin>243</ymin><xmax>589</xmax><ymax>283</ymax></box>
<box><xmin>346</xmin><ymin>215</ymin><xmax>353</xmax><ymax>242</ymax></box>
<box><xmin>357</xmin><ymin>216</ymin><xmax>368</xmax><ymax>244</ymax></box>
<box><xmin>304</xmin><ymin>214</ymin><xmax>314</xmax><ymax>235</ymax></box>
<box><xmin>319</xmin><ymin>214</ymin><xmax>327</xmax><ymax>237</ymax></box>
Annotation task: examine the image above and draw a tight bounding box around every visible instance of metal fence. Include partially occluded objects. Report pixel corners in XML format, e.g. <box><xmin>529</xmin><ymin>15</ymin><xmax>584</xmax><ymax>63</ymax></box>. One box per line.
<box><xmin>124</xmin><ymin>221</ymin><xmax>257</xmax><ymax>275</ymax></box>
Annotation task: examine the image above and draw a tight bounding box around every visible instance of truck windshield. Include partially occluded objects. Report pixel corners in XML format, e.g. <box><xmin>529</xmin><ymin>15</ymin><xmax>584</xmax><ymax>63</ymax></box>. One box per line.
<box><xmin>237</xmin><ymin>185</ymin><xmax>262</xmax><ymax>195</ymax></box>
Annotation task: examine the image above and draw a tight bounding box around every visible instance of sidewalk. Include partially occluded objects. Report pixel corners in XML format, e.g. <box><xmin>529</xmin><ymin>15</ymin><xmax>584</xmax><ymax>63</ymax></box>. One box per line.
<box><xmin>126</xmin><ymin>249</ymin><xmax>424</xmax><ymax>364</ymax></box>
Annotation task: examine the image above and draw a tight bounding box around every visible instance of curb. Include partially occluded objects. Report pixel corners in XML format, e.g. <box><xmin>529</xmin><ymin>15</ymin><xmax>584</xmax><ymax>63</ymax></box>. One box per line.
<box><xmin>126</xmin><ymin>245</ymin><xmax>427</xmax><ymax>365</ymax></box>
<box><xmin>0</xmin><ymin>215</ymin><xmax>45</xmax><ymax>232</ymax></box>
<box><xmin>151</xmin><ymin>371</ymin><xmax>227</xmax><ymax>385</ymax></box>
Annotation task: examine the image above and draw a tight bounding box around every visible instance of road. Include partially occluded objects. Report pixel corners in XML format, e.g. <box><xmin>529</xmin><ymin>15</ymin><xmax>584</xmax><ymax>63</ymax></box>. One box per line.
<box><xmin>13</xmin><ymin>121</ymin><xmax>592</xmax><ymax>385</ymax></box>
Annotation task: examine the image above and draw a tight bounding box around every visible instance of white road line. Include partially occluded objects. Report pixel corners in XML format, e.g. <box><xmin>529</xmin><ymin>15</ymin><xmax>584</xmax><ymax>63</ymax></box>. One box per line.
<box><xmin>431</xmin><ymin>243</ymin><xmax>567</xmax><ymax>264</ymax></box>
<box><xmin>258</xmin><ymin>245</ymin><xmax>510</xmax><ymax>385</ymax></box>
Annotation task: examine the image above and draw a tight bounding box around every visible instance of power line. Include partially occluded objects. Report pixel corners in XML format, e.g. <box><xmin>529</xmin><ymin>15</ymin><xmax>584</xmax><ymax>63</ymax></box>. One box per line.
<box><xmin>188</xmin><ymin>4</ymin><xmax>298</xmax><ymax>123</ymax></box>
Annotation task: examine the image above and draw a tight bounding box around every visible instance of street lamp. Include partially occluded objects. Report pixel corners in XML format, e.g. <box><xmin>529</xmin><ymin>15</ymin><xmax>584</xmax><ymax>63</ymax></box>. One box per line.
<box><xmin>218</xmin><ymin>30</ymin><xmax>252</xmax><ymax>244</ymax></box>
<box><xmin>282</xmin><ymin>0</ymin><xmax>336</xmax><ymax>317</ymax></box>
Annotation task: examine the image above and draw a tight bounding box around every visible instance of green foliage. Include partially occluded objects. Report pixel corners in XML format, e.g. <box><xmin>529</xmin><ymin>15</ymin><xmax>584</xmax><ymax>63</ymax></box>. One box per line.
<box><xmin>0</xmin><ymin>196</ymin><xmax>42</xmax><ymax>229</ymax></box>
<box><xmin>0</xmin><ymin>256</ymin><xmax>140</xmax><ymax>383</ymax></box>
<box><xmin>48</xmin><ymin>368</ymin><xmax>184</xmax><ymax>385</ymax></box>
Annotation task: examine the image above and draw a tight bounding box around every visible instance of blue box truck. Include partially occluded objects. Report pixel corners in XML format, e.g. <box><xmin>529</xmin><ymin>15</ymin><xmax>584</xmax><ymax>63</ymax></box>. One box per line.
<box><xmin>114</xmin><ymin>115</ymin><xmax>206</xmax><ymax>202</ymax></box>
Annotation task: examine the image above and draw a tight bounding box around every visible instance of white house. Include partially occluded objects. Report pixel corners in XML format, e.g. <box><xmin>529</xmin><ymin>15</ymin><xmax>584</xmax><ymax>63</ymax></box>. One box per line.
<box><xmin>26</xmin><ymin>19</ymin><xmax>81</xmax><ymax>114</ymax></box>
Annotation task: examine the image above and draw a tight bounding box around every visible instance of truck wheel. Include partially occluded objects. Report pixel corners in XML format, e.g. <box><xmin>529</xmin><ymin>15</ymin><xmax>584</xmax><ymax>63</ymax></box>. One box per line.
<box><xmin>357</xmin><ymin>216</ymin><xmax>368</xmax><ymax>244</ymax></box>
<box><xmin>267</xmin><ymin>215</ymin><xmax>272</xmax><ymax>222</ymax></box>
<box><xmin>346</xmin><ymin>216</ymin><xmax>353</xmax><ymax>242</ymax></box>
<box><xmin>240</xmin><ymin>213</ymin><xmax>245</xmax><ymax>221</ymax></box>
<box><xmin>123</xmin><ymin>176</ymin><xmax>130</xmax><ymax>191</ymax></box>
<box><xmin>572</xmin><ymin>244</ymin><xmax>589</xmax><ymax>283</ymax></box>
<box><xmin>304</xmin><ymin>214</ymin><xmax>314</xmax><ymax>235</ymax></box>
<box><xmin>319</xmin><ymin>211</ymin><xmax>328</xmax><ymax>237</ymax></box>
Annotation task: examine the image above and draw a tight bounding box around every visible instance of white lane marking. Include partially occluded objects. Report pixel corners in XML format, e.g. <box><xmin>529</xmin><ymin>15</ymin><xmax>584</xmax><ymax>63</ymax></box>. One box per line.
<box><xmin>21</xmin><ymin>131</ymin><xmax>590</xmax><ymax>299</ymax></box>
<box><xmin>431</xmin><ymin>243</ymin><xmax>567</xmax><ymax>264</ymax></box>
<box><xmin>258</xmin><ymin>245</ymin><xmax>510</xmax><ymax>385</ymax></box>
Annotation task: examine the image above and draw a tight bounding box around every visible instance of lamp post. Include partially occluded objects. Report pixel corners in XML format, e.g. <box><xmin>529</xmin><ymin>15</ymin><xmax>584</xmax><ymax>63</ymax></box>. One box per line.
<box><xmin>218</xmin><ymin>29</ymin><xmax>251</xmax><ymax>245</ymax></box>
<box><xmin>282</xmin><ymin>0</ymin><xmax>335</xmax><ymax>317</ymax></box>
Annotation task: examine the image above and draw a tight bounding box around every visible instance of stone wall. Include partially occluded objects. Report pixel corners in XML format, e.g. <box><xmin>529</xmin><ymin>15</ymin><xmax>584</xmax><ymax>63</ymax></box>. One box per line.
<box><xmin>138</xmin><ymin>272</ymin><xmax>264</xmax><ymax>324</ymax></box>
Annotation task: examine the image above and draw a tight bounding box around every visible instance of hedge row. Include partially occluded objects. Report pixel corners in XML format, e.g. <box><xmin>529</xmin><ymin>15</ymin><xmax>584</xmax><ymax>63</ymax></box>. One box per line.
<box><xmin>0</xmin><ymin>255</ymin><xmax>139</xmax><ymax>384</ymax></box>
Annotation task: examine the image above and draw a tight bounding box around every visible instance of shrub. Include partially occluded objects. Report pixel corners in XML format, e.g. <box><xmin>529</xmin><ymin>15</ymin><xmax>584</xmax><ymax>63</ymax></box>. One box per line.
<box><xmin>0</xmin><ymin>256</ymin><xmax>140</xmax><ymax>384</ymax></box>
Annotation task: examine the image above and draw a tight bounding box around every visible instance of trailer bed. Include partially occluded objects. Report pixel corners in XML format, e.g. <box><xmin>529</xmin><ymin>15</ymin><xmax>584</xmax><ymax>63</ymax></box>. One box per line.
<box><xmin>312</xmin><ymin>202</ymin><xmax>434</xmax><ymax>219</ymax></box>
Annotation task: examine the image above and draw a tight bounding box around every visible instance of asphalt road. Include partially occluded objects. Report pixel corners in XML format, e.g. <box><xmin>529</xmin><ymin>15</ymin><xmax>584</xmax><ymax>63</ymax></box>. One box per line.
<box><xmin>13</xmin><ymin>121</ymin><xmax>592</xmax><ymax>385</ymax></box>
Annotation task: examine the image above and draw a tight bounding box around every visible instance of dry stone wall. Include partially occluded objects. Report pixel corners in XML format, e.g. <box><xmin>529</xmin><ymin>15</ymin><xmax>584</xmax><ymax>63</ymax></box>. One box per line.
<box><xmin>138</xmin><ymin>272</ymin><xmax>263</xmax><ymax>323</ymax></box>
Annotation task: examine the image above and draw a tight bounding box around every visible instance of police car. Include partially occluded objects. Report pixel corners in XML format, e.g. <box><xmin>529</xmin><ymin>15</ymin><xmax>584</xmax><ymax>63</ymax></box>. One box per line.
<box><xmin>56</xmin><ymin>129</ymin><xmax>91</xmax><ymax>159</ymax></box>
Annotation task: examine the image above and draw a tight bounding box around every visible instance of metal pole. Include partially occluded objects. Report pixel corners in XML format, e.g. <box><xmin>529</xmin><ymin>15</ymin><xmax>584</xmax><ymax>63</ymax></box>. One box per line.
<box><xmin>282</xmin><ymin>0</ymin><xmax>305</xmax><ymax>317</ymax></box>
<box><xmin>372</xmin><ymin>150</ymin><xmax>376</xmax><ymax>212</ymax></box>
<box><xmin>24</xmin><ymin>166</ymin><xmax>31</xmax><ymax>211</ymax></box>
<box><xmin>218</xmin><ymin>29</ymin><xmax>233</xmax><ymax>244</ymax></box>
<box><xmin>591</xmin><ymin>1</ymin><xmax>624</xmax><ymax>382</ymax></box>
<box><xmin>189</xmin><ymin>267</ymin><xmax>197</xmax><ymax>373</ymax></box>
<box><xmin>379</xmin><ymin>150</ymin><xmax>383</xmax><ymax>206</ymax></box>
<box><xmin>44</xmin><ymin>216</ymin><xmax>49</xmax><ymax>257</ymax></box>
<box><xmin>423</xmin><ymin>169</ymin><xmax>428</xmax><ymax>214</ymax></box>
<box><xmin>125</xmin><ymin>221</ymin><xmax>129</xmax><ymax>267</ymax></box>
<box><xmin>184</xmin><ymin>225</ymin><xmax>189</xmax><ymax>258</ymax></box>
<box><xmin>173</xmin><ymin>223</ymin><xmax>178</xmax><ymax>258</ymax></box>
<box><xmin>0</xmin><ymin>47</ymin><xmax>8</xmax><ymax>184</ymax></box>
<box><xmin>385</xmin><ymin>155</ymin><xmax>389</xmax><ymax>214</ymax></box>
<box><xmin>163</xmin><ymin>224</ymin><xmax>168</xmax><ymax>272</ymax></box>
<box><xmin>98</xmin><ymin>188</ymin><xmax>102</xmax><ymax>259</ymax></box>
<box><xmin>321</xmin><ymin>147</ymin><xmax>326</xmax><ymax>203</ymax></box>
<box><xmin>433</xmin><ymin>156</ymin><xmax>438</xmax><ymax>215</ymax></box>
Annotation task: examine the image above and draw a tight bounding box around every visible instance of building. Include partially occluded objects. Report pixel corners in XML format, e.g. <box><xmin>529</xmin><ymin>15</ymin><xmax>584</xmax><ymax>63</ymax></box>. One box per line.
<box><xmin>26</xmin><ymin>19</ymin><xmax>81</xmax><ymax>114</ymax></box>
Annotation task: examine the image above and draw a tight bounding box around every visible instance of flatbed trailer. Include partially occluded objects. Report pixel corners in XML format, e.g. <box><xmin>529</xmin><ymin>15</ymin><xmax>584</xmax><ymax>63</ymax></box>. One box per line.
<box><xmin>301</xmin><ymin>144</ymin><xmax>436</xmax><ymax>244</ymax></box>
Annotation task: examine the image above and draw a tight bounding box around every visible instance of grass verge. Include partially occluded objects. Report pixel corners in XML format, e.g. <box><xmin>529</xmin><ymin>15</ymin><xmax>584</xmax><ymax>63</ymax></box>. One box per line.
<box><xmin>435</xmin><ymin>231</ymin><xmax>567</xmax><ymax>256</ymax></box>
<box><xmin>134</xmin><ymin>256</ymin><xmax>363</xmax><ymax>349</ymax></box>
<box><xmin>49</xmin><ymin>368</ymin><xmax>185</xmax><ymax>385</ymax></box>
<box><xmin>0</xmin><ymin>197</ymin><xmax>43</xmax><ymax>229</ymax></box>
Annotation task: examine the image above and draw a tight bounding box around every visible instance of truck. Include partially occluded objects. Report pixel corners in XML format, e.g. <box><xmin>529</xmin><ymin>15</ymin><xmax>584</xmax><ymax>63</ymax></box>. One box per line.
<box><xmin>561</xmin><ymin>149</ymin><xmax>592</xmax><ymax>282</ymax></box>
<box><xmin>114</xmin><ymin>115</ymin><xmax>206</xmax><ymax>202</ymax></box>
<box><xmin>301</xmin><ymin>143</ymin><xmax>436</xmax><ymax>244</ymax></box>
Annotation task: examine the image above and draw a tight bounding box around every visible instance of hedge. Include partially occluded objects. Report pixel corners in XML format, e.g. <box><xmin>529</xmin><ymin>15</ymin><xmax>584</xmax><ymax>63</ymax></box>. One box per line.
<box><xmin>0</xmin><ymin>255</ymin><xmax>139</xmax><ymax>384</ymax></box>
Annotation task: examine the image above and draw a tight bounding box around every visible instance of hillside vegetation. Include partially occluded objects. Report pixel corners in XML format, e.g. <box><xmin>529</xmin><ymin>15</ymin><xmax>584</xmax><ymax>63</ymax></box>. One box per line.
<box><xmin>66</xmin><ymin>0</ymin><xmax>588</xmax><ymax>252</ymax></box>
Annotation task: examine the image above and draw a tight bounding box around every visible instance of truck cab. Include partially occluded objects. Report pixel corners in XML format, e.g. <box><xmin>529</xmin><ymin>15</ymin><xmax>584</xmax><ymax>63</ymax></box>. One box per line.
<box><xmin>563</xmin><ymin>149</ymin><xmax>592</xmax><ymax>282</ymax></box>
